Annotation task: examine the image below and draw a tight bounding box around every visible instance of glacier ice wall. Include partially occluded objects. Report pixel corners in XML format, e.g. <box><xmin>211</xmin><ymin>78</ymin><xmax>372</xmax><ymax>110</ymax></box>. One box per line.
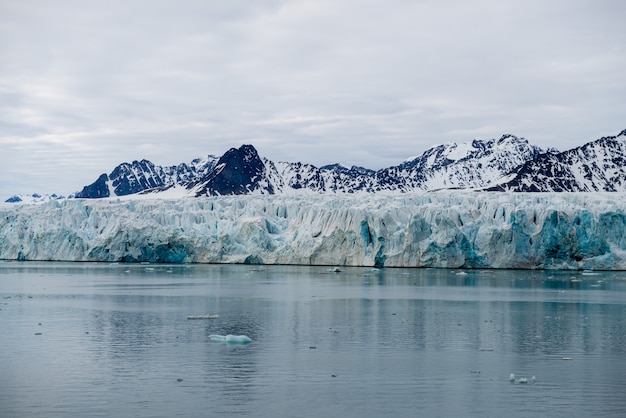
<box><xmin>2</xmin><ymin>192</ymin><xmax>626</xmax><ymax>270</ymax></box>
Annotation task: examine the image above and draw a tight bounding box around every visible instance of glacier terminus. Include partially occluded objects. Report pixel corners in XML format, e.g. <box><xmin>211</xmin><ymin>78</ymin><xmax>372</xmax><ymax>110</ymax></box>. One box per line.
<box><xmin>2</xmin><ymin>192</ymin><xmax>626</xmax><ymax>270</ymax></box>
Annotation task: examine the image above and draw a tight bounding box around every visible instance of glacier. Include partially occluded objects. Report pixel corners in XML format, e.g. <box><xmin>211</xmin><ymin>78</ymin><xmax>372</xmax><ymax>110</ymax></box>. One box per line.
<box><xmin>2</xmin><ymin>192</ymin><xmax>626</xmax><ymax>270</ymax></box>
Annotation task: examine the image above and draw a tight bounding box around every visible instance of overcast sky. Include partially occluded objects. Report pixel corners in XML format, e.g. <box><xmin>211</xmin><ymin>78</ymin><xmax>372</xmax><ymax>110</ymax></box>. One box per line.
<box><xmin>1</xmin><ymin>0</ymin><xmax>625</xmax><ymax>199</ymax></box>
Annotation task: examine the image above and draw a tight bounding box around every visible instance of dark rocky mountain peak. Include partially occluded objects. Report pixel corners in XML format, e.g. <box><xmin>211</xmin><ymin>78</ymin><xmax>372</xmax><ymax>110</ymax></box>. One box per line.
<box><xmin>191</xmin><ymin>144</ymin><xmax>277</xmax><ymax>196</ymax></box>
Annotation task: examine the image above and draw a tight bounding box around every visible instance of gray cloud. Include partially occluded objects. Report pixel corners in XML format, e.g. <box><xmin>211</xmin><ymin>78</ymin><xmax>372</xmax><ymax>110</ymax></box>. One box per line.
<box><xmin>1</xmin><ymin>0</ymin><xmax>625</xmax><ymax>198</ymax></box>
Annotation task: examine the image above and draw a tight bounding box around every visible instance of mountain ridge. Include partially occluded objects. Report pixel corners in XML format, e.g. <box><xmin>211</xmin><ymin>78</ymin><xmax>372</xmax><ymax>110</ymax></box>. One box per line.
<box><xmin>487</xmin><ymin>129</ymin><xmax>626</xmax><ymax>192</ymax></box>
<box><xmin>6</xmin><ymin>130</ymin><xmax>626</xmax><ymax>202</ymax></box>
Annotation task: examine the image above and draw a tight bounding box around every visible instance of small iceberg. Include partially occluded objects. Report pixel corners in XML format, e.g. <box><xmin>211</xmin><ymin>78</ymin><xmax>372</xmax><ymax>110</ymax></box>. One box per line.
<box><xmin>209</xmin><ymin>334</ymin><xmax>252</xmax><ymax>344</ymax></box>
<box><xmin>187</xmin><ymin>314</ymin><xmax>220</xmax><ymax>320</ymax></box>
<box><xmin>509</xmin><ymin>373</ymin><xmax>536</xmax><ymax>384</ymax></box>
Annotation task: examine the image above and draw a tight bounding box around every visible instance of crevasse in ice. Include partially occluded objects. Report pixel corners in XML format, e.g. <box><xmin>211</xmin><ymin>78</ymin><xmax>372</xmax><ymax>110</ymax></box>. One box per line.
<box><xmin>1</xmin><ymin>192</ymin><xmax>625</xmax><ymax>270</ymax></box>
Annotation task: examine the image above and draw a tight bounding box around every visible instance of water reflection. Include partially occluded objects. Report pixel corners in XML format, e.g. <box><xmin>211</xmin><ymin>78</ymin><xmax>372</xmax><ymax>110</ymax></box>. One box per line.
<box><xmin>204</xmin><ymin>344</ymin><xmax>258</xmax><ymax>414</ymax></box>
<box><xmin>1</xmin><ymin>262</ymin><xmax>626</xmax><ymax>417</ymax></box>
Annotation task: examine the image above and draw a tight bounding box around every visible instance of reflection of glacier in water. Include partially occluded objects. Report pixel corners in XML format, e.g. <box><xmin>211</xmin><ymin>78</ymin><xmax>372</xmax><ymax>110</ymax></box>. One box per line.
<box><xmin>1</xmin><ymin>263</ymin><xmax>626</xmax><ymax>417</ymax></box>
<box><xmin>2</xmin><ymin>192</ymin><xmax>626</xmax><ymax>269</ymax></box>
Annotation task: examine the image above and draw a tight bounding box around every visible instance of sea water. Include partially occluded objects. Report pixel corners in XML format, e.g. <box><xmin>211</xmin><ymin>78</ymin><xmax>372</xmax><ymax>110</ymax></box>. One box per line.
<box><xmin>1</xmin><ymin>262</ymin><xmax>625</xmax><ymax>417</ymax></box>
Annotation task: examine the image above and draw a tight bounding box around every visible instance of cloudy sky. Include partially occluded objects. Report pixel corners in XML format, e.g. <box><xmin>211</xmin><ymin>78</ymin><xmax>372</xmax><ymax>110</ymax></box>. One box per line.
<box><xmin>1</xmin><ymin>0</ymin><xmax>625</xmax><ymax>199</ymax></box>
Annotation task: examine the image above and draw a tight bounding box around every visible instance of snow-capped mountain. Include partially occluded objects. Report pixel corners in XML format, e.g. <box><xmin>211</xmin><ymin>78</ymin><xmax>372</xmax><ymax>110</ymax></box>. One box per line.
<box><xmin>74</xmin><ymin>155</ymin><xmax>219</xmax><ymax>198</ymax></box>
<box><xmin>189</xmin><ymin>144</ymin><xmax>281</xmax><ymax>196</ymax></box>
<box><xmin>4</xmin><ymin>193</ymin><xmax>67</xmax><ymax>204</ymax></box>
<box><xmin>15</xmin><ymin>129</ymin><xmax>624</xmax><ymax>202</ymax></box>
<box><xmin>275</xmin><ymin>162</ymin><xmax>377</xmax><ymax>193</ymax></box>
<box><xmin>488</xmin><ymin>129</ymin><xmax>626</xmax><ymax>192</ymax></box>
<box><xmin>275</xmin><ymin>134</ymin><xmax>544</xmax><ymax>193</ymax></box>
<box><xmin>375</xmin><ymin>134</ymin><xmax>545</xmax><ymax>191</ymax></box>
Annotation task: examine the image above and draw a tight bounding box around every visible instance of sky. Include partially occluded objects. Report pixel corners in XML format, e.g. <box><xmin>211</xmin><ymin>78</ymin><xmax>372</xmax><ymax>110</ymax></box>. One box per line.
<box><xmin>1</xmin><ymin>0</ymin><xmax>625</xmax><ymax>199</ymax></box>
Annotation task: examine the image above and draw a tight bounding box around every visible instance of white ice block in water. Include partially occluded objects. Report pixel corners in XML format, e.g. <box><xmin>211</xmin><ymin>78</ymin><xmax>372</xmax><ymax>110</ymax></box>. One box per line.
<box><xmin>187</xmin><ymin>314</ymin><xmax>219</xmax><ymax>320</ymax></box>
<box><xmin>209</xmin><ymin>334</ymin><xmax>252</xmax><ymax>344</ymax></box>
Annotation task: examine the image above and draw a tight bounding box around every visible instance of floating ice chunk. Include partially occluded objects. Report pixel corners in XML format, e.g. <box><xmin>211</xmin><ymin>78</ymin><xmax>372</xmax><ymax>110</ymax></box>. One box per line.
<box><xmin>510</xmin><ymin>373</ymin><xmax>536</xmax><ymax>384</ymax></box>
<box><xmin>187</xmin><ymin>314</ymin><xmax>219</xmax><ymax>320</ymax></box>
<box><xmin>209</xmin><ymin>334</ymin><xmax>252</xmax><ymax>344</ymax></box>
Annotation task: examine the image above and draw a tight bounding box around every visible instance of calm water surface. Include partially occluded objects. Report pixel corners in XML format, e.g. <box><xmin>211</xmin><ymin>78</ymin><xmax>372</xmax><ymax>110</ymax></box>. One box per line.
<box><xmin>1</xmin><ymin>262</ymin><xmax>625</xmax><ymax>417</ymax></box>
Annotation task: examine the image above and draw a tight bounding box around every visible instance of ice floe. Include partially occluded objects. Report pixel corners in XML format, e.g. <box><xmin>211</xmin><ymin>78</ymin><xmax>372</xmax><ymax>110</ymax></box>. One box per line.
<box><xmin>209</xmin><ymin>334</ymin><xmax>252</xmax><ymax>344</ymax></box>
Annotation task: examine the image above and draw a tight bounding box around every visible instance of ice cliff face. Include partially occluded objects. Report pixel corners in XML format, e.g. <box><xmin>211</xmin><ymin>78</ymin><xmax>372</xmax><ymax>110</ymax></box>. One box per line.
<box><xmin>2</xmin><ymin>192</ymin><xmax>626</xmax><ymax>270</ymax></box>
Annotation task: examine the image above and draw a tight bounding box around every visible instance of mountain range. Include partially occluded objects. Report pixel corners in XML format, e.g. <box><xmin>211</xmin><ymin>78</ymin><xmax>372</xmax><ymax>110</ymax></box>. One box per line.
<box><xmin>6</xmin><ymin>129</ymin><xmax>626</xmax><ymax>202</ymax></box>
